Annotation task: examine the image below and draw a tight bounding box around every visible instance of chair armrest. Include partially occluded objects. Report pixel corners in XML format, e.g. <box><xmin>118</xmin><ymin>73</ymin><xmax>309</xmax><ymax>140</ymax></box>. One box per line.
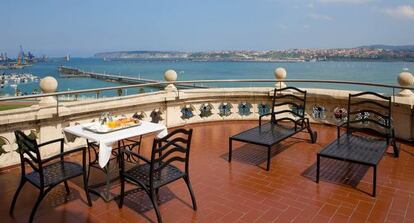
<box><xmin>122</xmin><ymin>138</ymin><xmax>141</xmax><ymax>143</ymax></box>
<box><xmin>120</xmin><ymin>148</ymin><xmax>150</xmax><ymax>164</ymax></box>
<box><xmin>41</xmin><ymin>147</ymin><xmax>86</xmax><ymax>165</ymax></box>
<box><xmin>38</xmin><ymin>138</ymin><xmax>64</xmax><ymax>148</ymax></box>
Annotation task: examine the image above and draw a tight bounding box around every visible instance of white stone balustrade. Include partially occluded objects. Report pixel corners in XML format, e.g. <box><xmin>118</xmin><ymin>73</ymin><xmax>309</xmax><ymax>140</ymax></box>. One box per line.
<box><xmin>0</xmin><ymin>69</ymin><xmax>413</xmax><ymax>168</ymax></box>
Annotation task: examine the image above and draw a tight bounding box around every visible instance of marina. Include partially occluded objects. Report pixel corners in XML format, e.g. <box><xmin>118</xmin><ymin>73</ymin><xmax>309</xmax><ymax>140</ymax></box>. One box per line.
<box><xmin>0</xmin><ymin>73</ymin><xmax>39</xmax><ymax>92</ymax></box>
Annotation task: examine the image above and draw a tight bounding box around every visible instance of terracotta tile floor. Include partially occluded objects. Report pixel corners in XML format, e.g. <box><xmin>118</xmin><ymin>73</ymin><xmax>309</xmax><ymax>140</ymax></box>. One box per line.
<box><xmin>1</xmin><ymin>121</ymin><xmax>414</xmax><ymax>223</ymax></box>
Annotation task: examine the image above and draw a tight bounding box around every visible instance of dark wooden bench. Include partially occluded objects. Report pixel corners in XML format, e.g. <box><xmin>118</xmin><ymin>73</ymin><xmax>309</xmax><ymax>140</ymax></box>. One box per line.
<box><xmin>229</xmin><ymin>87</ymin><xmax>317</xmax><ymax>171</ymax></box>
<box><xmin>316</xmin><ymin>92</ymin><xmax>399</xmax><ymax>197</ymax></box>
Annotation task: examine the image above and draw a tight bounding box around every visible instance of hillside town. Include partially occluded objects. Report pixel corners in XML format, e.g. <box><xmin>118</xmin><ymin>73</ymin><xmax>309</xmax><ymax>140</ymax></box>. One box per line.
<box><xmin>95</xmin><ymin>46</ymin><xmax>414</xmax><ymax>62</ymax></box>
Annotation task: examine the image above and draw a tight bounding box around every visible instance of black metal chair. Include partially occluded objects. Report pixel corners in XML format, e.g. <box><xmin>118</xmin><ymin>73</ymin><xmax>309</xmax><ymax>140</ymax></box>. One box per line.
<box><xmin>316</xmin><ymin>92</ymin><xmax>398</xmax><ymax>196</ymax></box>
<box><xmin>118</xmin><ymin>128</ymin><xmax>196</xmax><ymax>223</ymax></box>
<box><xmin>10</xmin><ymin>130</ymin><xmax>92</xmax><ymax>223</ymax></box>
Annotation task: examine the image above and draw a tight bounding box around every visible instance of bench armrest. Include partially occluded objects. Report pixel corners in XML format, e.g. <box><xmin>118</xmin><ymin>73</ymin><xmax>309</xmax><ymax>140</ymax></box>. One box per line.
<box><xmin>259</xmin><ymin>113</ymin><xmax>273</xmax><ymax>126</ymax></box>
<box><xmin>336</xmin><ymin>122</ymin><xmax>347</xmax><ymax>140</ymax></box>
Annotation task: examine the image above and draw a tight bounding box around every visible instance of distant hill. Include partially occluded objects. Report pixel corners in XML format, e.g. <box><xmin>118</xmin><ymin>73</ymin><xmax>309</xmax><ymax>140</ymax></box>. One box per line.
<box><xmin>94</xmin><ymin>46</ymin><xmax>414</xmax><ymax>62</ymax></box>
<box><xmin>94</xmin><ymin>51</ymin><xmax>189</xmax><ymax>59</ymax></box>
<box><xmin>358</xmin><ymin>45</ymin><xmax>414</xmax><ymax>51</ymax></box>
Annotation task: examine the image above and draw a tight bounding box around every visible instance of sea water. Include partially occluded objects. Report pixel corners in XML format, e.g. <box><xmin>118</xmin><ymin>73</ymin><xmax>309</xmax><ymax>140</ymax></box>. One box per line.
<box><xmin>1</xmin><ymin>58</ymin><xmax>413</xmax><ymax>97</ymax></box>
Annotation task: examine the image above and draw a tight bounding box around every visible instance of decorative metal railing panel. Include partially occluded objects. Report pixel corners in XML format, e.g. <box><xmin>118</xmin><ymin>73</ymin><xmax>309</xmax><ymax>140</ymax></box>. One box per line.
<box><xmin>238</xmin><ymin>102</ymin><xmax>252</xmax><ymax>116</ymax></box>
<box><xmin>258</xmin><ymin>103</ymin><xmax>270</xmax><ymax>116</ymax></box>
<box><xmin>200</xmin><ymin>103</ymin><xmax>213</xmax><ymax>118</ymax></box>
<box><xmin>312</xmin><ymin>105</ymin><xmax>327</xmax><ymax>120</ymax></box>
<box><xmin>181</xmin><ymin>105</ymin><xmax>195</xmax><ymax>119</ymax></box>
<box><xmin>219</xmin><ymin>103</ymin><xmax>232</xmax><ymax>117</ymax></box>
<box><xmin>150</xmin><ymin>109</ymin><xmax>163</xmax><ymax>123</ymax></box>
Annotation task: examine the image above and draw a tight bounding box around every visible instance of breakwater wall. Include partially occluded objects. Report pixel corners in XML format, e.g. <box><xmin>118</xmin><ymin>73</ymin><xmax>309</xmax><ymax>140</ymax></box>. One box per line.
<box><xmin>58</xmin><ymin>66</ymin><xmax>206</xmax><ymax>89</ymax></box>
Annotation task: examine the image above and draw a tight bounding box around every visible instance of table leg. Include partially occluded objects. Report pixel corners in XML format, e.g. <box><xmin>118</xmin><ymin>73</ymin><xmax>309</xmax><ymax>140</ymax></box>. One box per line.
<box><xmin>100</xmin><ymin>163</ymin><xmax>115</xmax><ymax>201</ymax></box>
<box><xmin>89</xmin><ymin>141</ymin><xmax>121</xmax><ymax>202</ymax></box>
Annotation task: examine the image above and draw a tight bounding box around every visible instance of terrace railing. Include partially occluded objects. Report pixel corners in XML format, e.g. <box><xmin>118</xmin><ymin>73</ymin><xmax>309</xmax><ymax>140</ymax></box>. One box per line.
<box><xmin>0</xmin><ymin>70</ymin><xmax>413</xmax><ymax>168</ymax></box>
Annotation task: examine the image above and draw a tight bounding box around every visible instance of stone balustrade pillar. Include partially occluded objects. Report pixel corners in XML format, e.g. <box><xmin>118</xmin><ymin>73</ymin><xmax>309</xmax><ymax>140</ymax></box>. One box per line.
<box><xmin>398</xmin><ymin>70</ymin><xmax>414</xmax><ymax>97</ymax></box>
<box><xmin>274</xmin><ymin>67</ymin><xmax>287</xmax><ymax>89</ymax></box>
<box><xmin>164</xmin><ymin>69</ymin><xmax>179</xmax><ymax>127</ymax></box>
<box><xmin>39</xmin><ymin>76</ymin><xmax>58</xmax><ymax>106</ymax></box>
<box><xmin>164</xmin><ymin>69</ymin><xmax>178</xmax><ymax>92</ymax></box>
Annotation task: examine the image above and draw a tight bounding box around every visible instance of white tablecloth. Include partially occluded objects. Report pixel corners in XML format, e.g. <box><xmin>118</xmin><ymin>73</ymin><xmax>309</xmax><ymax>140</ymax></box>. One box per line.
<box><xmin>63</xmin><ymin>121</ymin><xmax>168</xmax><ymax>168</ymax></box>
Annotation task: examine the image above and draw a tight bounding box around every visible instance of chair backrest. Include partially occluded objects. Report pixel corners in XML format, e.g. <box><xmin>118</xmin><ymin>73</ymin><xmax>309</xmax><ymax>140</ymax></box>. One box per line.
<box><xmin>149</xmin><ymin>128</ymin><xmax>193</xmax><ymax>186</ymax></box>
<box><xmin>346</xmin><ymin>92</ymin><xmax>392</xmax><ymax>139</ymax></box>
<box><xmin>271</xmin><ymin>87</ymin><xmax>307</xmax><ymax>122</ymax></box>
<box><xmin>14</xmin><ymin>130</ymin><xmax>42</xmax><ymax>176</ymax></box>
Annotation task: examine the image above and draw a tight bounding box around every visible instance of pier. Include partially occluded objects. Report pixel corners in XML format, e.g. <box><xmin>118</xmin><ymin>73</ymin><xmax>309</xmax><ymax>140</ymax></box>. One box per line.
<box><xmin>58</xmin><ymin>66</ymin><xmax>206</xmax><ymax>89</ymax></box>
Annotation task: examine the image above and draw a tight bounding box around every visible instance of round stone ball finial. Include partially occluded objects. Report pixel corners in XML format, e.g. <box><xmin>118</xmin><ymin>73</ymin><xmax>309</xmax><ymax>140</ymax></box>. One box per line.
<box><xmin>397</xmin><ymin>71</ymin><xmax>414</xmax><ymax>97</ymax></box>
<box><xmin>274</xmin><ymin>67</ymin><xmax>287</xmax><ymax>80</ymax></box>
<box><xmin>39</xmin><ymin>76</ymin><xmax>58</xmax><ymax>93</ymax></box>
<box><xmin>164</xmin><ymin>69</ymin><xmax>178</xmax><ymax>82</ymax></box>
<box><xmin>274</xmin><ymin>67</ymin><xmax>287</xmax><ymax>89</ymax></box>
<box><xmin>398</xmin><ymin>71</ymin><xmax>414</xmax><ymax>87</ymax></box>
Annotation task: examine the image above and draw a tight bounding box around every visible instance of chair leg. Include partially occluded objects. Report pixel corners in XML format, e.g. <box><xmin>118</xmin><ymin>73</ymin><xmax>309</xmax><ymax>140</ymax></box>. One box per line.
<box><xmin>316</xmin><ymin>155</ymin><xmax>320</xmax><ymax>183</ymax></box>
<box><xmin>86</xmin><ymin>164</ymin><xmax>91</xmax><ymax>187</ymax></box>
<box><xmin>149</xmin><ymin>190</ymin><xmax>162</xmax><ymax>223</ymax></box>
<box><xmin>183</xmin><ymin>176</ymin><xmax>197</xmax><ymax>210</ymax></box>
<box><xmin>393</xmin><ymin>141</ymin><xmax>399</xmax><ymax>158</ymax></box>
<box><xmin>29</xmin><ymin>191</ymin><xmax>47</xmax><ymax>223</ymax></box>
<box><xmin>9</xmin><ymin>179</ymin><xmax>26</xmax><ymax>215</ymax></box>
<box><xmin>64</xmin><ymin>181</ymin><xmax>70</xmax><ymax>195</ymax></box>
<box><xmin>83</xmin><ymin>172</ymin><xmax>92</xmax><ymax>206</ymax></box>
<box><xmin>266</xmin><ymin>146</ymin><xmax>271</xmax><ymax>171</ymax></box>
<box><xmin>118</xmin><ymin>175</ymin><xmax>125</xmax><ymax>208</ymax></box>
<box><xmin>155</xmin><ymin>188</ymin><xmax>160</xmax><ymax>203</ymax></box>
<box><xmin>373</xmin><ymin>166</ymin><xmax>377</xmax><ymax>197</ymax></box>
<box><xmin>308</xmin><ymin>128</ymin><xmax>317</xmax><ymax>144</ymax></box>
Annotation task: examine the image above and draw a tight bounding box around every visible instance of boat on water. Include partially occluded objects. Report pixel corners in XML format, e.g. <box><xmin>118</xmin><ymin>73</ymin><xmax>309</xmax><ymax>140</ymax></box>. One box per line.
<box><xmin>0</xmin><ymin>73</ymin><xmax>39</xmax><ymax>89</ymax></box>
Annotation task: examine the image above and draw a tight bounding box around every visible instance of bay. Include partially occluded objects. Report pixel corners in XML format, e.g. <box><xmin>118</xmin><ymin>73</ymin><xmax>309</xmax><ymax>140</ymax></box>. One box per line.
<box><xmin>1</xmin><ymin>58</ymin><xmax>413</xmax><ymax>97</ymax></box>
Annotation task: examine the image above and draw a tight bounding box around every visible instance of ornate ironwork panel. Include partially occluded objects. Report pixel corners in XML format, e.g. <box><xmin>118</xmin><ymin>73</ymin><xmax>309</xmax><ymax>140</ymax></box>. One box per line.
<box><xmin>219</xmin><ymin>103</ymin><xmax>232</xmax><ymax>117</ymax></box>
<box><xmin>238</xmin><ymin>102</ymin><xmax>252</xmax><ymax>116</ymax></box>
<box><xmin>200</xmin><ymin>103</ymin><xmax>213</xmax><ymax>118</ymax></box>
<box><xmin>333</xmin><ymin>107</ymin><xmax>348</xmax><ymax>122</ymax></box>
<box><xmin>258</xmin><ymin>103</ymin><xmax>270</xmax><ymax>116</ymax></box>
<box><xmin>290</xmin><ymin>104</ymin><xmax>305</xmax><ymax>117</ymax></box>
<box><xmin>132</xmin><ymin>112</ymin><xmax>146</xmax><ymax>120</ymax></box>
<box><xmin>0</xmin><ymin>136</ymin><xmax>9</xmax><ymax>156</ymax></box>
<box><xmin>150</xmin><ymin>109</ymin><xmax>163</xmax><ymax>123</ymax></box>
<box><xmin>312</xmin><ymin>105</ymin><xmax>327</xmax><ymax>120</ymax></box>
<box><xmin>181</xmin><ymin>106</ymin><xmax>194</xmax><ymax>119</ymax></box>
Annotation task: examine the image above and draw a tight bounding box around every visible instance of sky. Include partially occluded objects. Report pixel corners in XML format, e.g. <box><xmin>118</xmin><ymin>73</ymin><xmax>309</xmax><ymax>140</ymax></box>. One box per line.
<box><xmin>1</xmin><ymin>0</ymin><xmax>414</xmax><ymax>57</ymax></box>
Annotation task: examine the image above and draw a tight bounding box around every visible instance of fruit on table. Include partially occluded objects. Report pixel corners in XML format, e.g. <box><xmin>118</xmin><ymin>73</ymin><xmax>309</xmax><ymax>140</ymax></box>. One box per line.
<box><xmin>106</xmin><ymin>118</ymin><xmax>140</xmax><ymax>128</ymax></box>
